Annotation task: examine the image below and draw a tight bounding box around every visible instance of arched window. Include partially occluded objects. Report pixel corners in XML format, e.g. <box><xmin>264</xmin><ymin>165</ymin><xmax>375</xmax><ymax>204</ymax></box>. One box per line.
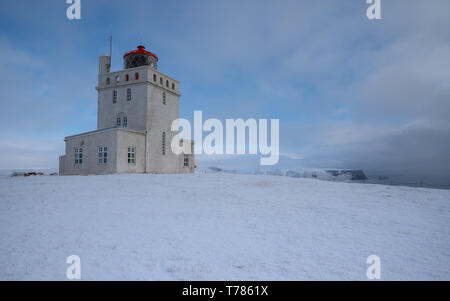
<box><xmin>115</xmin><ymin>75</ymin><xmax>120</xmax><ymax>84</ymax></box>
<box><xmin>166</xmin><ymin>80</ymin><xmax>169</xmax><ymax>87</ymax></box>
<box><xmin>160</xmin><ymin>77</ymin><xmax>163</xmax><ymax>85</ymax></box>
<box><xmin>153</xmin><ymin>74</ymin><xmax>157</xmax><ymax>82</ymax></box>
<box><xmin>106</xmin><ymin>77</ymin><xmax>110</xmax><ymax>85</ymax></box>
<box><xmin>162</xmin><ymin>132</ymin><xmax>166</xmax><ymax>155</ymax></box>
<box><xmin>162</xmin><ymin>92</ymin><xmax>166</xmax><ymax>105</ymax></box>
<box><xmin>135</xmin><ymin>72</ymin><xmax>139</xmax><ymax>80</ymax></box>
<box><xmin>125</xmin><ymin>74</ymin><xmax>129</xmax><ymax>81</ymax></box>
<box><xmin>172</xmin><ymin>83</ymin><xmax>175</xmax><ymax>90</ymax></box>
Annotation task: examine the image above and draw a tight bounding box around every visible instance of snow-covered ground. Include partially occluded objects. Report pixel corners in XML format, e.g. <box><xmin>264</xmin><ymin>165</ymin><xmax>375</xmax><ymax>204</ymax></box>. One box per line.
<box><xmin>0</xmin><ymin>172</ymin><xmax>449</xmax><ymax>280</ymax></box>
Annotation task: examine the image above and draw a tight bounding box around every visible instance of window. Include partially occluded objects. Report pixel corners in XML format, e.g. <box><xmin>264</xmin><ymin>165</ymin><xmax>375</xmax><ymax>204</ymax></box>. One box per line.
<box><xmin>128</xmin><ymin>147</ymin><xmax>136</xmax><ymax>164</ymax></box>
<box><xmin>162</xmin><ymin>92</ymin><xmax>166</xmax><ymax>105</ymax></box>
<box><xmin>184</xmin><ymin>154</ymin><xmax>189</xmax><ymax>167</ymax></box>
<box><xmin>160</xmin><ymin>77</ymin><xmax>163</xmax><ymax>85</ymax></box>
<box><xmin>123</xmin><ymin>116</ymin><xmax>127</xmax><ymax>128</ymax></box>
<box><xmin>113</xmin><ymin>90</ymin><xmax>117</xmax><ymax>103</ymax></box>
<box><xmin>116</xmin><ymin>117</ymin><xmax>121</xmax><ymax>127</ymax></box>
<box><xmin>172</xmin><ymin>83</ymin><xmax>175</xmax><ymax>90</ymax></box>
<box><xmin>125</xmin><ymin>74</ymin><xmax>129</xmax><ymax>81</ymax></box>
<box><xmin>115</xmin><ymin>75</ymin><xmax>120</xmax><ymax>84</ymax></box>
<box><xmin>98</xmin><ymin>146</ymin><xmax>108</xmax><ymax>164</ymax></box>
<box><xmin>162</xmin><ymin>132</ymin><xmax>166</xmax><ymax>155</ymax></box>
<box><xmin>106</xmin><ymin>77</ymin><xmax>110</xmax><ymax>85</ymax></box>
<box><xmin>135</xmin><ymin>72</ymin><xmax>139</xmax><ymax>80</ymax></box>
<box><xmin>166</xmin><ymin>80</ymin><xmax>169</xmax><ymax>88</ymax></box>
<box><xmin>74</xmin><ymin>148</ymin><xmax>83</xmax><ymax>165</ymax></box>
<box><xmin>127</xmin><ymin>88</ymin><xmax>131</xmax><ymax>101</ymax></box>
<box><xmin>153</xmin><ymin>74</ymin><xmax>157</xmax><ymax>82</ymax></box>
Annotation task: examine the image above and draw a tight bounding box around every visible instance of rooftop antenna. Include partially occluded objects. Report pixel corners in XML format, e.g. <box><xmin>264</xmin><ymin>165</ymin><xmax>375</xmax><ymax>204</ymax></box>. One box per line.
<box><xmin>108</xmin><ymin>35</ymin><xmax>112</xmax><ymax>68</ymax></box>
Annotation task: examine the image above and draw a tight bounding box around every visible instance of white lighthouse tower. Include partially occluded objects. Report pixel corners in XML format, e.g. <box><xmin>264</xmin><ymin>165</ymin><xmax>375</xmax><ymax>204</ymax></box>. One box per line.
<box><xmin>59</xmin><ymin>45</ymin><xmax>195</xmax><ymax>175</ymax></box>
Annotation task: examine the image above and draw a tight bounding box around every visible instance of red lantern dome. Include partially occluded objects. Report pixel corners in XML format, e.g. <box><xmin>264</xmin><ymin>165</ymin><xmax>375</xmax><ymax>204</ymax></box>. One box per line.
<box><xmin>123</xmin><ymin>45</ymin><xmax>158</xmax><ymax>69</ymax></box>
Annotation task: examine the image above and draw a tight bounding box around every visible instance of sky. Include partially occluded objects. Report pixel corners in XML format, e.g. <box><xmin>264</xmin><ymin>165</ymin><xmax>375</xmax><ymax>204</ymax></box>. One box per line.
<box><xmin>0</xmin><ymin>0</ymin><xmax>449</xmax><ymax>183</ymax></box>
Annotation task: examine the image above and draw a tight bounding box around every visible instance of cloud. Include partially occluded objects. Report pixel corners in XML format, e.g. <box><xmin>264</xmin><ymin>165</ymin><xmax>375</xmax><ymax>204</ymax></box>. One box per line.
<box><xmin>0</xmin><ymin>0</ymin><xmax>449</xmax><ymax>183</ymax></box>
<box><xmin>317</xmin><ymin>123</ymin><xmax>450</xmax><ymax>177</ymax></box>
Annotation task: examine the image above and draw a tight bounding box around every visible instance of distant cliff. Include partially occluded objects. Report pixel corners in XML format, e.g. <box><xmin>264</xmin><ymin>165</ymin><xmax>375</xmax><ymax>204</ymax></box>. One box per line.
<box><xmin>325</xmin><ymin>170</ymin><xmax>368</xmax><ymax>181</ymax></box>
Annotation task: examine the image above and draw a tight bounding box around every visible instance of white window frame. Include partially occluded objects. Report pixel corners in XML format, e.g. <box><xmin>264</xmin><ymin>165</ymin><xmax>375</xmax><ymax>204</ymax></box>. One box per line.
<box><xmin>116</xmin><ymin>117</ymin><xmax>121</xmax><ymax>127</ymax></box>
<box><xmin>98</xmin><ymin>146</ymin><xmax>108</xmax><ymax>164</ymax></box>
<box><xmin>128</xmin><ymin>147</ymin><xmax>136</xmax><ymax>164</ymax></box>
<box><xmin>123</xmin><ymin>116</ymin><xmax>128</xmax><ymax>128</ymax></box>
<box><xmin>74</xmin><ymin>147</ymin><xmax>83</xmax><ymax>165</ymax></box>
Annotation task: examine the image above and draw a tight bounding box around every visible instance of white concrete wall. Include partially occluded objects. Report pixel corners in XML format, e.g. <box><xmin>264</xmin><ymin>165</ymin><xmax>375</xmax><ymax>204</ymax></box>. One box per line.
<box><xmin>96</xmin><ymin>65</ymin><xmax>181</xmax><ymax>131</ymax></box>
<box><xmin>98</xmin><ymin>55</ymin><xmax>111</xmax><ymax>74</ymax></box>
<box><xmin>61</xmin><ymin>128</ymin><xmax>147</xmax><ymax>175</ymax></box>
<box><xmin>145</xmin><ymin>79</ymin><xmax>181</xmax><ymax>173</ymax></box>
<box><xmin>62</xmin><ymin>129</ymin><xmax>118</xmax><ymax>175</ymax></box>
<box><xmin>97</xmin><ymin>66</ymin><xmax>149</xmax><ymax>131</ymax></box>
<box><xmin>59</xmin><ymin>155</ymin><xmax>65</xmax><ymax>174</ymax></box>
<box><xmin>176</xmin><ymin>140</ymin><xmax>196</xmax><ymax>174</ymax></box>
<box><xmin>116</xmin><ymin>130</ymin><xmax>146</xmax><ymax>173</ymax></box>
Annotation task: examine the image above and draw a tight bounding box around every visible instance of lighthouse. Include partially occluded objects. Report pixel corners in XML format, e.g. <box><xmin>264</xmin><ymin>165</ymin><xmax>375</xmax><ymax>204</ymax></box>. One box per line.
<box><xmin>59</xmin><ymin>45</ymin><xmax>195</xmax><ymax>175</ymax></box>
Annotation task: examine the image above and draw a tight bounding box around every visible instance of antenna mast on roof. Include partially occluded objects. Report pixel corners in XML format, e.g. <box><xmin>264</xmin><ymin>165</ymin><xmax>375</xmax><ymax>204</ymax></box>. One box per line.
<box><xmin>108</xmin><ymin>35</ymin><xmax>112</xmax><ymax>68</ymax></box>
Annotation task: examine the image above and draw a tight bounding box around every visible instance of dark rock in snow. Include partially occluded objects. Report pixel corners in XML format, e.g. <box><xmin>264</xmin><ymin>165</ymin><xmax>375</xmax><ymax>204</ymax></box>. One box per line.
<box><xmin>285</xmin><ymin>170</ymin><xmax>301</xmax><ymax>178</ymax></box>
<box><xmin>325</xmin><ymin>170</ymin><xmax>368</xmax><ymax>181</ymax></box>
<box><xmin>11</xmin><ymin>171</ymin><xmax>44</xmax><ymax>177</ymax></box>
